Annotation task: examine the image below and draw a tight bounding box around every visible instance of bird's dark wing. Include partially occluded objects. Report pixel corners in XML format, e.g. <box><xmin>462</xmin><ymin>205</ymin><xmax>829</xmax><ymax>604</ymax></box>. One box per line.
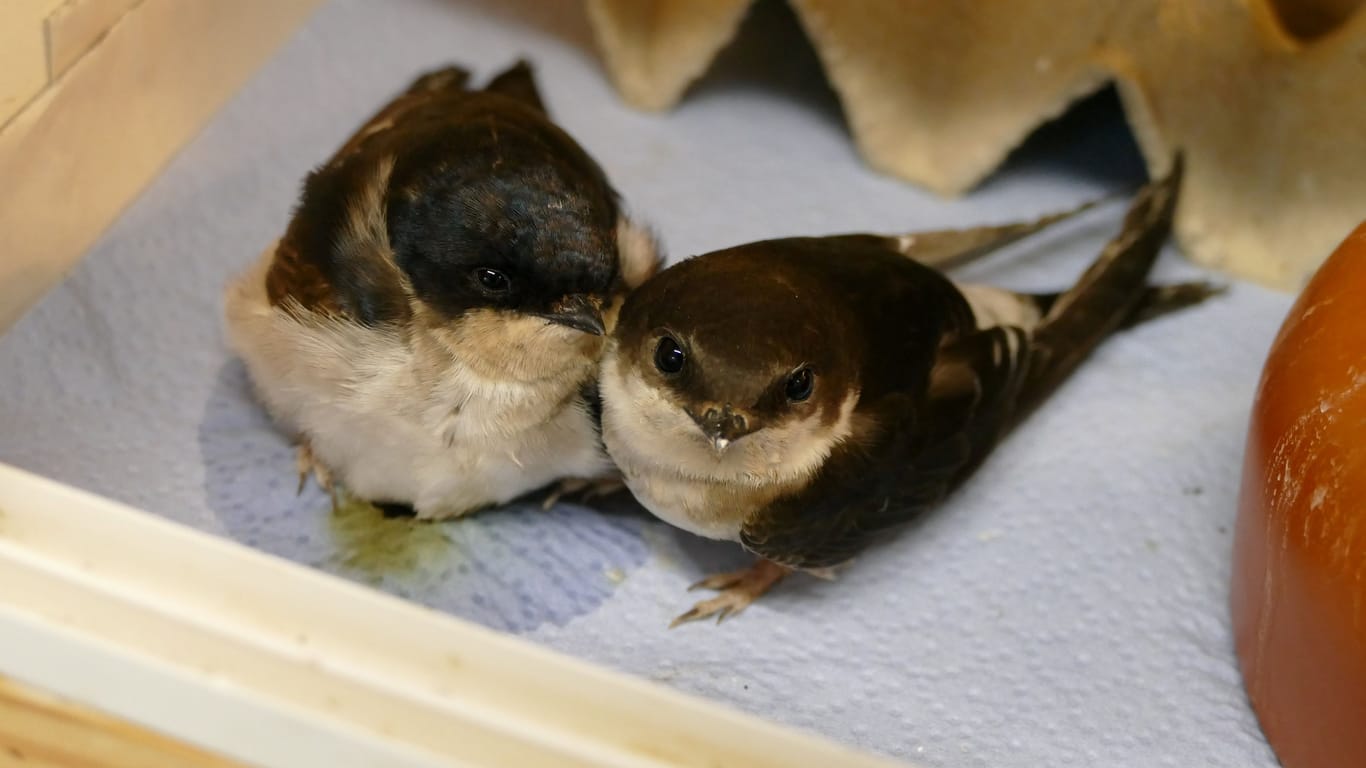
<box><xmin>741</xmin><ymin>157</ymin><xmax>1190</xmax><ymax>570</ymax></box>
<box><xmin>264</xmin><ymin>63</ymin><xmax>550</xmax><ymax>325</ymax></box>
<box><xmin>813</xmin><ymin>195</ymin><xmax>1101</xmax><ymax>274</ymax></box>
<box><xmin>325</xmin><ymin>61</ymin><xmax>546</xmax><ymax>167</ymax></box>
<box><xmin>266</xmin><ymin>68</ymin><xmax>464</xmax><ymax>321</ymax></box>
<box><xmin>264</xmin><ymin>237</ymin><xmax>344</xmax><ymax>318</ymax></box>
<box><xmin>481</xmin><ymin>59</ymin><xmax>547</xmax><ymax>113</ymax></box>
<box><xmin>1014</xmin><ymin>156</ymin><xmax>1182</xmax><ymax>421</ymax></box>
<box><xmin>739</xmin><ymin>323</ymin><xmax>1032</xmax><ymax>570</ymax></box>
<box><xmin>328</xmin><ymin>66</ymin><xmax>473</xmax><ymax>165</ymax></box>
<box><xmin>836</xmin><ymin>160</ymin><xmax>1184</xmax><ymax>554</ymax></box>
<box><xmin>737</xmin><ymin>430</ymin><xmax>898</xmax><ymax>570</ymax></box>
<box><xmin>267</xmin><ymin>156</ymin><xmax>411</xmax><ymax>326</ymax></box>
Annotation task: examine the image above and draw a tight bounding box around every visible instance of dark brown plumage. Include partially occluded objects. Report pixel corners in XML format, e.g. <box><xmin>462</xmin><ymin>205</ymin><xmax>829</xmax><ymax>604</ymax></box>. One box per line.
<box><xmin>600</xmin><ymin>157</ymin><xmax>1219</xmax><ymax>625</ymax></box>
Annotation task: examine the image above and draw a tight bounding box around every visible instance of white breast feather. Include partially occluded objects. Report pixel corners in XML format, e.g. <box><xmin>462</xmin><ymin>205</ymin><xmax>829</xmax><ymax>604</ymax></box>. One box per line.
<box><xmin>599</xmin><ymin>347</ymin><xmax>859</xmax><ymax>541</ymax></box>
<box><xmin>223</xmin><ymin>246</ymin><xmax>610</xmax><ymax>519</ymax></box>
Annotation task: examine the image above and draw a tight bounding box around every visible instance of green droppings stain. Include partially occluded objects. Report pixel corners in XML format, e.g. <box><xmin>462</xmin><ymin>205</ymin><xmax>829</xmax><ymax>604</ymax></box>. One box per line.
<box><xmin>326</xmin><ymin>493</ymin><xmax>456</xmax><ymax>583</ymax></box>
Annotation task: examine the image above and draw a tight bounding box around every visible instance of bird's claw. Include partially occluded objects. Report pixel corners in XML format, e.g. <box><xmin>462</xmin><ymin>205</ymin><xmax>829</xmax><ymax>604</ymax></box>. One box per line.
<box><xmin>669</xmin><ymin>588</ymin><xmax>764</xmax><ymax>627</ymax></box>
<box><xmin>686</xmin><ymin>569</ymin><xmax>750</xmax><ymax>592</ymax></box>
<box><xmin>670</xmin><ymin>560</ymin><xmax>790</xmax><ymax>628</ymax></box>
<box><xmin>296</xmin><ymin>441</ymin><xmax>335</xmax><ymax>497</ymax></box>
<box><xmin>541</xmin><ymin>475</ymin><xmax>625</xmax><ymax>510</ymax></box>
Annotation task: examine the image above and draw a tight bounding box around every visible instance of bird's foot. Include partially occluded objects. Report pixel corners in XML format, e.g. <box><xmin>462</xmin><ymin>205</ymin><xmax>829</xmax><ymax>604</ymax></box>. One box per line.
<box><xmin>296</xmin><ymin>440</ymin><xmax>334</xmax><ymax>492</ymax></box>
<box><xmin>670</xmin><ymin>559</ymin><xmax>791</xmax><ymax>628</ymax></box>
<box><xmin>296</xmin><ymin>440</ymin><xmax>340</xmax><ymax>511</ymax></box>
<box><xmin>540</xmin><ymin>474</ymin><xmax>626</xmax><ymax>510</ymax></box>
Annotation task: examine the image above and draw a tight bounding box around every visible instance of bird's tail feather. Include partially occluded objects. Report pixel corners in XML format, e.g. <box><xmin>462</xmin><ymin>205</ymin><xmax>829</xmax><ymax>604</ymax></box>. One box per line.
<box><xmin>1015</xmin><ymin>154</ymin><xmax>1185</xmax><ymax>416</ymax></box>
<box><xmin>1118</xmin><ymin>281</ymin><xmax>1224</xmax><ymax>329</ymax></box>
<box><xmin>403</xmin><ymin>65</ymin><xmax>472</xmax><ymax>96</ymax></box>
<box><xmin>1029</xmin><ymin>279</ymin><xmax>1225</xmax><ymax>331</ymax></box>
<box><xmin>482</xmin><ymin>59</ymin><xmax>546</xmax><ymax>112</ymax></box>
<box><xmin>887</xmin><ymin>195</ymin><xmax>1109</xmax><ymax>270</ymax></box>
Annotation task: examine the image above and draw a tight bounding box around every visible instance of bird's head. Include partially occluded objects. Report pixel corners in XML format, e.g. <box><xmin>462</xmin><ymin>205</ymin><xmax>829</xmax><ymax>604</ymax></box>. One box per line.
<box><xmin>386</xmin><ymin>113</ymin><xmax>623</xmax><ymax>381</ymax></box>
<box><xmin>601</xmin><ymin>245</ymin><xmax>863</xmax><ymax>485</ymax></box>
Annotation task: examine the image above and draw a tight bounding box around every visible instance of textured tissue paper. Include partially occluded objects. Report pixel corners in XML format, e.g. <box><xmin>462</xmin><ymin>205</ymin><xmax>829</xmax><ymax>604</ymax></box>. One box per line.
<box><xmin>0</xmin><ymin>1</ymin><xmax>1294</xmax><ymax>766</ymax></box>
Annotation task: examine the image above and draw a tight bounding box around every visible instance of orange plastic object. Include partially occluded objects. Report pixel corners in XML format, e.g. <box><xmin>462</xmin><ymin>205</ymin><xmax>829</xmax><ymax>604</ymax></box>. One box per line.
<box><xmin>1233</xmin><ymin>221</ymin><xmax>1366</xmax><ymax>768</ymax></box>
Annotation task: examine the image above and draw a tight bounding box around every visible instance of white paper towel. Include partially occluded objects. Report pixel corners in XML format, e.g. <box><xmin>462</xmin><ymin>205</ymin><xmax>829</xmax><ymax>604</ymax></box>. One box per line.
<box><xmin>0</xmin><ymin>0</ymin><xmax>1293</xmax><ymax>765</ymax></box>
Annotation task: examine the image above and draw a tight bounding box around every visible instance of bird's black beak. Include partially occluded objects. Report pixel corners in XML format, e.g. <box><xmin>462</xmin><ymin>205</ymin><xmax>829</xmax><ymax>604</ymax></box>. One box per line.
<box><xmin>693</xmin><ymin>404</ymin><xmax>755</xmax><ymax>452</ymax></box>
<box><xmin>542</xmin><ymin>294</ymin><xmax>606</xmax><ymax>336</ymax></box>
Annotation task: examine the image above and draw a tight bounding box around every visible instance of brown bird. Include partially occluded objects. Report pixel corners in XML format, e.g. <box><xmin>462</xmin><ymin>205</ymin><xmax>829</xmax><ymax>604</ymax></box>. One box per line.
<box><xmin>225</xmin><ymin>61</ymin><xmax>660</xmax><ymax>519</ymax></box>
<box><xmin>599</xmin><ymin>158</ymin><xmax>1217</xmax><ymax>625</ymax></box>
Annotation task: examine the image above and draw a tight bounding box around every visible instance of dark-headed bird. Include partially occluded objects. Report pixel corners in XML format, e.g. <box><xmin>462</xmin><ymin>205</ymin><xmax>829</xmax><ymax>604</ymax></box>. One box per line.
<box><xmin>226</xmin><ymin>61</ymin><xmax>660</xmax><ymax>519</ymax></box>
<box><xmin>599</xmin><ymin>159</ymin><xmax>1217</xmax><ymax>625</ymax></box>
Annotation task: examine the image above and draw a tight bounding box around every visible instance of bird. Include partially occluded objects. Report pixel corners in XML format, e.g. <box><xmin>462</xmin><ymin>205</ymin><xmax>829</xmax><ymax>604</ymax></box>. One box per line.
<box><xmin>598</xmin><ymin>157</ymin><xmax>1217</xmax><ymax>626</ymax></box>
<box><xmin>224</xmin><ymin>60</ymin><xmax>661</xmax><ymax>520</ymax></box>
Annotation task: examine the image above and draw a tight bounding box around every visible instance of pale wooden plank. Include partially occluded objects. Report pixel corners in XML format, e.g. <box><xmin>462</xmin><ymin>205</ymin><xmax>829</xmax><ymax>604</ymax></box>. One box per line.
<box><xmin>0</xmin><ymin>462</ymin><xmax>910</xmax><ymax>768</ymax></box>
<box><xmin>0</xmin><ymin>0</ymin><xmax>324</xmax><ymax>333</ymax></box>
<box><xmin>0</xmin><ymin>0</ymin><xmax>65</xmax><ymax>127</ymax></box>
<box><xmin>0</xmin><ymin>675</ymin><xmax>245</xmax><ymax>768</ymax></box>
<box><xmin>46</xmin><ymin>0</ymin><xmax>143</xmax><ymax>79</ymax></box>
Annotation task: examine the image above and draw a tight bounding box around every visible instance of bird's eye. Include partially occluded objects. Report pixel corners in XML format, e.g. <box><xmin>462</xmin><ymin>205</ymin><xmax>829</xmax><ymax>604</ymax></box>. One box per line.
<box><xmin>473</xmin><ymin>268</ymin><xmax>511</xmax><ymax>293</ymax></box>
<box><xmin>654</xmin><ymin>336</ymin><xmax>686</xmax><ymax>375</ymax></box>
<box><xmin>785</xmin><ymin>367</ymin><xmax>814</xmax><ymax>402</ymax></box>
